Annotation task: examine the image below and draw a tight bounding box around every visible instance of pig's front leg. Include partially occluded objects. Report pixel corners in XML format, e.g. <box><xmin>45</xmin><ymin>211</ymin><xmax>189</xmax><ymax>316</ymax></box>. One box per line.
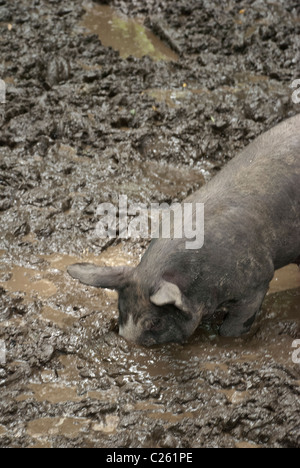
<box><xmin>219</xmin><ymin>286</ymin><xmax>269</xmax><ymax>337</ymax></box>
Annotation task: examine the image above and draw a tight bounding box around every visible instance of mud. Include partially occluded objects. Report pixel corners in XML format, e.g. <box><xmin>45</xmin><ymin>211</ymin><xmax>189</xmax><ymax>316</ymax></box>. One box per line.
<box><xmin>0</xmin><ymin>0</ymin><xmax>299</xmax><ymax>448</ymax></box>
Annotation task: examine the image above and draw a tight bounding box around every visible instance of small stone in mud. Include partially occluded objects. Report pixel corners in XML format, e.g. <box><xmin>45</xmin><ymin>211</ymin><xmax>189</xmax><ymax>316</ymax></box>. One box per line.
<box><xmin>60</xmin><ymin>198</ymin><xmax>72</xmax><ymax>213</ymax></box>
<box><xmin>0</xmin><ymin>425</ymin><xmax>7</xmax><ymax>437</ymax></box>
<box><xmin>160</xmin><ymin>433</ymin><xmax>180</xmax><ymax>448</ymax></box>
<box><xmin>92</xmin><ymin>414</ymin><xmax>119</xmax><ymax>434</ymax></box>
<box><xmin>0</xmin><ymin>7</ymin><xmax>12</xmax><ymax>22</ymax></box>
<box><xmin>0</xmin><ymin>307</ymin><xmax>12</xmax><ymax>321</ymax></box>
<box><xmin>0</xmin><ymin>199</ymin><xmax>12</xmax><ymax>212</ymax></box>
<box><xmin>34</xmin><ymin>136</ymin><xmax>52</xmax><ymax>158</ymax></box>
<box><xmin>0</xmin><ymin>272</ymin><xmax>12</xmax><ymax>282</ymax></box>
<box><xmin>44</xmin><ymin>56</ymin><xmax>71</xmax><ymax>88</ymax></box>
<box><xmin>83</xmin><ymin>70</ymin><xmax>100</xmax><ymax>83</ymax></box>
<box><xmin>39</xmin><ymin>344</ymin><xmax>55</xmax><ymax>364</ymax></box>
<box><xmin>35</xmin><ymin>225</ymin><xmax>55</xmax><ymax>239</ymax></box>
<box><xmin>14</xmin><ymin>222</ymin><xmax>30</xmax><ymax>238</ymax></box>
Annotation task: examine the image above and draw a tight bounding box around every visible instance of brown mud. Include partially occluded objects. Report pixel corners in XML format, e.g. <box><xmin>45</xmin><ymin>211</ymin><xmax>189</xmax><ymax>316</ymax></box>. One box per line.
<box><xmin>0</xmin><ymin>0</ymin><xmax>299</xmax><ymax>448</ymax></box>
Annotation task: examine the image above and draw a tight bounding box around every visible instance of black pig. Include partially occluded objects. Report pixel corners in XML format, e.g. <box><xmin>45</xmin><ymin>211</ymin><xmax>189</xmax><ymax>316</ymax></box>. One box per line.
<box><xmin>68</xmin><ymin>115</ymin><xmax>300</xmax><ymax>346</ymax></box>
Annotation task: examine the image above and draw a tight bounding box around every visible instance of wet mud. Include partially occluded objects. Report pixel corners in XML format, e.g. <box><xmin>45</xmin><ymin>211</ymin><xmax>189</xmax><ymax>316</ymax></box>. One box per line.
<box><xmin>0</xmin><ymin>0</ymin><xmax>300</xmax><ymax>448</ymax></box>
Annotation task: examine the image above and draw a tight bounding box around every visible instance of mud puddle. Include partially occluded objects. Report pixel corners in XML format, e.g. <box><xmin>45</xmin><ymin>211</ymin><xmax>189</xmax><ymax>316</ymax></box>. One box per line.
<box><xmin>79</xmin><ymin>2</ymin><xmax>179</xmax><ymax>61</ymax></box>
<box><xmin>145</xmin><ymin>75</ymin><xmax>288</xmax><ymax>112</ymax></box>
<box><xmin>268</xmin><ymin>264</ymin><xmax>300</xmax><ymax>294</ymax></box>
<box><xmin>0</xmin><ymin>266</ymin><xmax>57</xmax><ymax>300</ymax></box>
<box><xmin>1</xmin><ymin>243</ymin><xmax>298</xmax><ymax>382</ymax></box>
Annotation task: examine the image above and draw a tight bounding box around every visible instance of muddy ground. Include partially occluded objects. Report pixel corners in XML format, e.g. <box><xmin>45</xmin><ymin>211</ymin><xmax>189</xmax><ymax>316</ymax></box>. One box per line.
<box><xmin>0</xmin><ymin>0</ymin><xmax>300</xmax><ymax>448</ymax></box>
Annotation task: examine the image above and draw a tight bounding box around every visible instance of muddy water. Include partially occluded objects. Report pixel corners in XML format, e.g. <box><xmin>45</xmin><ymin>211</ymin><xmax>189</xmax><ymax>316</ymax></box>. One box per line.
<box><xmin>268</xmin><ymin>265</ymin><xmax>300</xmax><ymax>294</ymax></box>
<box><xmin>0</xmin><ymin>266</ymin><xmax>58</xmax><ymax>300</ymax></box>
<box><xmin>80</xmin><ymin>2</ymin><xmax>179</xmax><ymax>61</ymax></box>
<box><xmin>0</xmin><ymin>245</ymin><xmax>300</xmax><ymax>448</ymax></box>
<box><xmin>145</xmin><ymin>74</ymin><xmax>287</xmax><ymax>111</ymax></box>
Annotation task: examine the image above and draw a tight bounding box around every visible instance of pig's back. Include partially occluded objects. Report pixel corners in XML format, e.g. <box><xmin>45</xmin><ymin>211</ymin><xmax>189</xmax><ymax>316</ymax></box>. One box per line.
<box><xmin>189</xmin><ymin>114</ymin><xmax>300</xmax><ymax>268</ymax></box>
<box><xmin>190</xmin><ymin>114</ymin><xmax>300</xmax><ymax>209</ymax></box>
<box><xmin>139</xmin><ymin>115</ymin><xmax>300</xmax><ymax>286</ymax></box>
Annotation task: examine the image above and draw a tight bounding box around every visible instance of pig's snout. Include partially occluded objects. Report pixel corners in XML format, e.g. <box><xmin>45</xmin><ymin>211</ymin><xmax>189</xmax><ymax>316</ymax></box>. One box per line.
<box><xmin>118</xmin><ymin>315</ymin><xmax>162</xmax><ymax>347</ymax></box>
<box><xmin>117</xmin><ymin>279</ymin><xmax>206</xmax><ymax>346</ymax></box>
<box><xmin>118</xmin><ymin>315</ymin><xmax>142</xmax><ymax>344</ymax></box>
<box><xmin>118</xmin><ymin>308</ymin><xmax>200</xmax><ymax>347</ymax></box>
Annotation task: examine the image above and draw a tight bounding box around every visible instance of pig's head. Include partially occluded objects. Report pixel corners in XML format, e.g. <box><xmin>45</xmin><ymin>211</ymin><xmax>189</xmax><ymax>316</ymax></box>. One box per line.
<box><xmin>67</xmin><ymin>263</ymin><xmax>203</xmax><ymax>346</ymax></box>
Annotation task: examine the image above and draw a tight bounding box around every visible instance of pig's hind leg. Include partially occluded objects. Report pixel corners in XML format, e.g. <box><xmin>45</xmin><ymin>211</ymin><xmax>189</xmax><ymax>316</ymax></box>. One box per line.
<box><xmin>219</xmin><ymin>286</ymin><xmax>269</xmax><ymax>337</ymax></box>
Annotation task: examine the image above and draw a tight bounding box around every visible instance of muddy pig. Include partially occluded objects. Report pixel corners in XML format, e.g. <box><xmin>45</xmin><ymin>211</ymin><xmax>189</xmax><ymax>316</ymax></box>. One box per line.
<box><xmin>68</xmin><ymin>114</ymin><xmax>300</xmax><ymax>346</ymax></box>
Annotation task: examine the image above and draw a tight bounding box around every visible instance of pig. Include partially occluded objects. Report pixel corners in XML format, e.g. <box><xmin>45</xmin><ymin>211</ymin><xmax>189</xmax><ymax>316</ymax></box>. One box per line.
<box><xmin>68</xmin><ymin>114</ymin><xmax>300</xmax><ymax>346</ymax></box>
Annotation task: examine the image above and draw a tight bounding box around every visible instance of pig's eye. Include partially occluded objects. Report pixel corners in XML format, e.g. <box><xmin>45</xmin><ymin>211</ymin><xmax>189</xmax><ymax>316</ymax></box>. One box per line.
<box><xmin>144</xmin><ymin>318</ymin><xmax>163</xmax><ymax>331</ymax></box>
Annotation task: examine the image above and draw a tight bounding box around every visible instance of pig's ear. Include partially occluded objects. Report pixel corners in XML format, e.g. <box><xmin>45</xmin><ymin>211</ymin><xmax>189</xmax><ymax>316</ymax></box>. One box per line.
<box><xmin>150</xmin><ymin>281</ymin><xmax>192</xmax><ymax>317</ymax></box>
<box><xmin>67</xmin><ymin>263</ymin><xmax>134</xmax><ymax>290</ymax></box>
